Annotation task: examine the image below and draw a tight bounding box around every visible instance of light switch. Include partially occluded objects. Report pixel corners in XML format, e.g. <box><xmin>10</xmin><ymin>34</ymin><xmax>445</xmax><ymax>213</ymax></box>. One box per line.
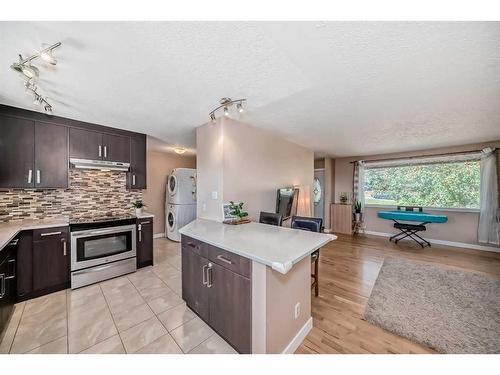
<box><xmin>211</xmin><ymin>191</ymin><xmax>218</xmax><ymax>200</ymax></box>
<box><xmin>202</xmin><ymin>202</ymin><xmax>207</xmax><ymax>212</ymax></box>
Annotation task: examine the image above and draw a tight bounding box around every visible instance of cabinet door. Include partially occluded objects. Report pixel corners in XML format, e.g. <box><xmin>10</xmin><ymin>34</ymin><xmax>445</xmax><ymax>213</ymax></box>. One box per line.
<box><xmin>102</xmin><ymin>133</ymin><xmax>130</xmax><ymax>163</ymax></box>
<box><xmin>69</xmin><ymin>128</ymin><xmax>102</xmax><ymax>160</ymax></box>
<box><xmin>16</xmin><ymin>231</ymin><xmax>33</xmax><ymax>298</ymax></box>
<box><xmin>137</xmin><ymin>219</ymin><xmax>153</xmax><ymax>268</ymax></box>
<box><xmin>128</xmin><ymin>135</ymin><xmax>146</xmax><ymax>189</ymax></box>
<box><xmin>181</xmin><ymin>246</ymin><xmax>209</xmax><ymax>321</ymax></box>
<box><xmin>0</xmin><ymin>115</ymin><xmax>34</xmax><ymax>188</ymax></box>
<box><xmin>32</xmin><ymin>228</ymin><xmax>69</xmax><ymax>292</ymax></box>
<box><xmin>34</xmin><ymin>122</ymin><xmax>68</xmax><ymax>188</ymax></box>
<box><xmin>208</xmin><ymin>262</ymin><xmax>251</xmax><ymax>353</ymax></box>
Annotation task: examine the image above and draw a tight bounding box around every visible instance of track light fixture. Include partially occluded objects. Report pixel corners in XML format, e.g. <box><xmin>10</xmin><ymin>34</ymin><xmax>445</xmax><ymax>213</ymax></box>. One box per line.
<box><xmin>209</xmin><ymin>97</ymin><xmax>247</xmax><ymax>121</ymax></box>
<box><xmin>10</xmin><ymin>42</ymin><xmax>61</xmax><ymax>113</ymax></box>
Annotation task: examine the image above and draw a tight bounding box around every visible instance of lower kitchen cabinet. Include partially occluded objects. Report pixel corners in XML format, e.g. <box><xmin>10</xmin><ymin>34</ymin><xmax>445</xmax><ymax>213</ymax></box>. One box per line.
<box><xmin>181</xmin><ymin>235</ymin><xmax>252</xmax><ymax>353</ymax></box>
<box><xmin>137</xmin><ymin>218</ymin><xmax>153</xmax><ymax>268</ymax></box>
<box><xmin>16</xmin><ymin>227</ymin><xmax>70</xmax><ymax>301</ymax></box>
<box><xmin>32</xmin><ymin>227</ymin><xmax>70</xmax><ymax>292</ymax></box>
<box><xmin>181</xmin><ymin>244</ymin><xmax>210</xmax><ymax>322</ymax></box>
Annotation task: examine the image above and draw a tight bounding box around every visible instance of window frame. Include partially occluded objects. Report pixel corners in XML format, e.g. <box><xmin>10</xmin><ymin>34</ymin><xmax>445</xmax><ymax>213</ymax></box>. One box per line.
<box><xmin>362</xmin><ymin>155</ymin><xmax>481</xmax><ymax>211</ymax></box>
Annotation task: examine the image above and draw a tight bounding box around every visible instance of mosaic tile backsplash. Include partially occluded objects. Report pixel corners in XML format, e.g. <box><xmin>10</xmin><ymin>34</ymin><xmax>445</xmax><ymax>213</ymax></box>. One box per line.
<box><xmin>0</xmin><ymin>170</ymin><xmax>142</xmax><ymax>222</ymax></box>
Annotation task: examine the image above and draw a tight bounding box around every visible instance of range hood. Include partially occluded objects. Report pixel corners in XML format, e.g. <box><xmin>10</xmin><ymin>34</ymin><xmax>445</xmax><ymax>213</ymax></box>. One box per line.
<box><xmin>70</xmin><ymin>158</ymin><xmax>130</xmax><ymax>172</ymax></box>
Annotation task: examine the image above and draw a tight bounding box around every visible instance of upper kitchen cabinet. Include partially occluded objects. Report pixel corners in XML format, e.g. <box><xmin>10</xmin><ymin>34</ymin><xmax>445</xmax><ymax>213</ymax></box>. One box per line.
<box><xmin>102</xmin><ymin>133</ymin><xmax>130</xmax><ymax>163</ymax></box>
<box><xmin>70</xmin><ymin>128</ymin><xmax>130</xmax><ymax>163</ymax></box>
<box><xmin>0</xmin><ymin>115</ymin><xmax>35</xmax><ymax>188</ymax></box>
<box><xmin>127</xmin><ymin>135</ymin><xmax>147</xmax><ymax>189</ymax></box>
<box><xmin>0</xmin><ymin>115</ymin><xmax>68</xmax><ymax>188</ymax></box>
<box><xmin>69</xmin><ymin>128</ymin><xmax>102</xmax><ymax>160</ymax></box>
<box><xmin>34</xmin><ymin>121</ymin><xmax>68</xmax><ymax>188</ymax></box>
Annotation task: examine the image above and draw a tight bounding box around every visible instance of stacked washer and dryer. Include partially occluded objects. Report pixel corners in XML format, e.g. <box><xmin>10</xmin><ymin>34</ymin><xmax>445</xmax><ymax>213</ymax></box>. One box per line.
<box><xmin>165</xmin><ymin>168</ymin><xmax>197</xmax><ymax>242</ymax></box>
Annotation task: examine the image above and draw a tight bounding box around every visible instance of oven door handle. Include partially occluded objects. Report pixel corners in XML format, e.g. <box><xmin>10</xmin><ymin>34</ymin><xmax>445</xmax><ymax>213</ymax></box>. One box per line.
<box><xmin>84</xmin><ymin>228</ymin><xmax>124</xmax><ymax>236</ymax></box>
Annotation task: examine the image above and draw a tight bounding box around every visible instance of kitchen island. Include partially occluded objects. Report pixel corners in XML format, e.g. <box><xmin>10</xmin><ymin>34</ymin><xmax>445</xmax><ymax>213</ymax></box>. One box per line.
<box><xmin>179</xmin><ymin>218</ymin><xmax>336</xmax><ymax>354</ymax></box>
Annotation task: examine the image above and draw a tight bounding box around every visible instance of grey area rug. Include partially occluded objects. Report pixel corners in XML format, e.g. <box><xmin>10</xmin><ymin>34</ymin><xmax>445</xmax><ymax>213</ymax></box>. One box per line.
<box><xmin>364</xmin><ymin>257</ymin><xmax>500</xmax><ymax>353</ymax></box>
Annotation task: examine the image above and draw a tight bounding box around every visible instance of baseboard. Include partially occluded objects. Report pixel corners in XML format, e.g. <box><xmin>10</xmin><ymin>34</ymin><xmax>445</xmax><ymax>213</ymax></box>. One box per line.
<box><xmin>364</xmin><ymin>230</ymin><xmax>500</xmax><ymax>253</ymax></box>
<box><xmin>281</xmin><ymin>317</ymin><xmax>313</xmax><ymax>354</ymax></box>
<box><xmin>153</xmin><ymin>233</ymin><xmax>165</xmax><ymax>239</ymax></box>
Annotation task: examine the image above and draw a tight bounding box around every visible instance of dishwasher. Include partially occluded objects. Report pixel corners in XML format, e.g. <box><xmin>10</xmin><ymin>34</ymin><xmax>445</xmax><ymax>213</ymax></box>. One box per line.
<box><xmin>0</xmin><ymin>238</ymin><xmax>18</xmax><ymax>342</ymax></box>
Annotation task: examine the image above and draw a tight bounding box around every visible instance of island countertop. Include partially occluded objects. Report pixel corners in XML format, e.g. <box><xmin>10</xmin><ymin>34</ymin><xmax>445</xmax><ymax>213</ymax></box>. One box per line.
<box><xmin>179</xmin><ymin>218</ymin><xmax>336</xmax><ymax>274</ymax></box>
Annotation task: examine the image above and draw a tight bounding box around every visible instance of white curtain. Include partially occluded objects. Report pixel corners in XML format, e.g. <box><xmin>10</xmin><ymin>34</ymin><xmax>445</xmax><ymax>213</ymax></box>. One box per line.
<box><xmin>357</xmin><ymin>161</ymin><xmax>365</xmax><ymax>211</ymax></box>
<box><xmin>478</xmin><ymin>148</ymin><xmax>499</xmax><ymax>245</ymax></box>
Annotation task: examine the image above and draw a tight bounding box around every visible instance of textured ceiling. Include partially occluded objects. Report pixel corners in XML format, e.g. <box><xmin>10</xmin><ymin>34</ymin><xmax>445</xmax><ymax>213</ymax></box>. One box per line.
<box><xmin>1</xmin><ymin>22</ymin><xmax>499</xmax><ymax>157</ymax></box>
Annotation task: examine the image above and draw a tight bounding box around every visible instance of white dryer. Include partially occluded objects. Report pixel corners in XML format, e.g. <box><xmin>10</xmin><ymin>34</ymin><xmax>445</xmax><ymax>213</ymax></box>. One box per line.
<box><xmin>167</xmin><ymin>168</ymin><xmax>196</xmax><ymax>205</ymax></box>
<box><xmin>166</xmin><ymin>203</ymin><xmax>196</xmax><ymax>242</ymax></box>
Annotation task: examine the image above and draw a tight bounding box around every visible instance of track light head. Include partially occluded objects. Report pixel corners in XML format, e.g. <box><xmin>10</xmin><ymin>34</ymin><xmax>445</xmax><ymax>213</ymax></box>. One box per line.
<box><xmin>224</xmin><ymin>107</ymin><xmax>229</xmax><ymax>117</ymax></box>
<box><xmin>210</xmin><ymin>113</ymin><xmax>216</xmax><ymax>122</ymax></box>
<box><xmin>22</xmin><ymin>64</ymin><xmax>39</xmax><ymax>79</ymax></box>
<box><xmin>40</xmin><ymin>50</ymin><xmax>57</xmax><ymax>65</ymax></box>
<box><xmin>237</xmin><ymin>102</ymin><xmax>244</xmax><ymax>113</ymax></box>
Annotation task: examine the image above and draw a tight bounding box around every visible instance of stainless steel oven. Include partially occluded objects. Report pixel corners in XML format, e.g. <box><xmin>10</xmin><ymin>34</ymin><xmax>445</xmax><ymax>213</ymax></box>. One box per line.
<box><xmin>70</xmin><ymin>218</ymin><xmax>137</xmax><ymax>289</ymax></box>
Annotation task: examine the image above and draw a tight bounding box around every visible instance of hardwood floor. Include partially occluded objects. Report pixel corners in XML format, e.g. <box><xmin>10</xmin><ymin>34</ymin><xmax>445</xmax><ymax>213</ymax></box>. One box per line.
<box><xmin>296</xmin><ymin>234</ymin><xmax>500</xmax><ymax>354</ymax></box>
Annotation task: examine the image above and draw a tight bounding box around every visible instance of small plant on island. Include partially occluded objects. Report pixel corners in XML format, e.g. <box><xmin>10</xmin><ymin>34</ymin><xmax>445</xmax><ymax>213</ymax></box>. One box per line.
<box><xmin>228</xmin><ymin>201</ymin><xmax>249</xmax><ymax>220</ymax></box>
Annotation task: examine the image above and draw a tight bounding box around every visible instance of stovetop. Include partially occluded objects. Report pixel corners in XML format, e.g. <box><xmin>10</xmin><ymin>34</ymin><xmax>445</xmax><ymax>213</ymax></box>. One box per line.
<box><xmin>69</xmin><ymin>215</ymin><xmax>137</xmax><ymax>231</ymax></box>
<box><xmin>69</xmin><ymin>214</ymin><xmax>136</xmax><ymax>225</ymax></box>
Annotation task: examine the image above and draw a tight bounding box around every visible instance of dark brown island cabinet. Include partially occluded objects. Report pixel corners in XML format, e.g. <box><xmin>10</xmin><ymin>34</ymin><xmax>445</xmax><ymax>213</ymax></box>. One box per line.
<box><xmin>181</xmin><ymin>235</ymin><xmax>252</xmax><ymax>354</ymax></box>
<box><xmin>16</xmin><ymin>227</ymin><xmax>70</xmax><ymax>301</ymax></box>
<box><xmin>0</xmin><ymin>104</ymin><xmax>147</xmax><ymax>191</ymax></box>
<box><xmin>137</xmin><ymin>217</ymin><xmax>154</xmax><ymax>268</ymax></box>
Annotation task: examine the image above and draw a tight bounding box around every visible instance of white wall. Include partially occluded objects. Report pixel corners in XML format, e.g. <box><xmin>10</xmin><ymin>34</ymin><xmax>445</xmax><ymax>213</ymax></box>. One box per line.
<box><xmin>196</xmin><ymin>118</ymin><xmax>314</xmax><ymax>222</ymax></box>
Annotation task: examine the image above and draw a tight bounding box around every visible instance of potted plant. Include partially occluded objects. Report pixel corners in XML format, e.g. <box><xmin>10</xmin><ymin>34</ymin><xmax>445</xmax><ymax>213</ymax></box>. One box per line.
<box><xmin>228</xmin><ymin>201</ymin><xmax>249</xmax><ymax>222</ymax></box>
<box><xmin>132</xmin><ymin>200</ymin><xmax>145</xmax><ymax>216</ymax></box>
<box><xmin>353</xmin><ymin>201</ymin><xmax>362</xmax><ymax>222</ymax></box>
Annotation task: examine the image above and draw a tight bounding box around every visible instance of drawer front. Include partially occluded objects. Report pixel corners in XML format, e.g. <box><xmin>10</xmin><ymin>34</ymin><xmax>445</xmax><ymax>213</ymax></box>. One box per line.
<box><xmin>208</xmin><ymin>245</ymin><xmax>251</xmax><ymax>279</ymax></box>
<box><xmin>33</xmin><ymin>226</ymin><xmax>69</xmax><ymax>241</ymax></box>
<box><xmin>181</xmin><ymin>235</ymin><xmax>207</xmax><ymax>258</ymax></box>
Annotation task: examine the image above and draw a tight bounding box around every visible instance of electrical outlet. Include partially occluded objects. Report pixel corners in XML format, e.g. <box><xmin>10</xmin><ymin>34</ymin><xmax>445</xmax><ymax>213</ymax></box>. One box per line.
<box><xmin>294</xmin><ymin>303</ymin><xmax>301</xmax><ymax>319</ymax></box>
<box><xmin>211</xmin><ymin>191</ymin><xmax>218</xmax><ymax>200</ymax></box>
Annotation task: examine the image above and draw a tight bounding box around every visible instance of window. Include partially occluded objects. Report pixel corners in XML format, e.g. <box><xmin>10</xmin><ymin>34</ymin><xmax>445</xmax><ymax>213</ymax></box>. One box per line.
<box><xmin>363</xmin><ymin>160</ymin><xmax>481</xmax><ymax>209</ymax></box>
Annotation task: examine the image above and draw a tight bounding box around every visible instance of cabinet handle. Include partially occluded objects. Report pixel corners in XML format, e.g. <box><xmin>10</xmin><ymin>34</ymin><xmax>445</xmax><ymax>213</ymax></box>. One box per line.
<box><xmin>27</xmin><ymin>169</ymin><xmax>32</xmax><ymax>184</ymax></box>
<box><xmin>40</xmin><ymin>231</ymin><xmax>62</xmax><ymax>237</ymax></box>
<box><xmin>132</xmin><ymin>174</ymin><xmax>136</xmax><ymax>186</ymax></box>
<box><xmin>217</xmin><ymin>255</ymin><xmax>233</xmax><ymax>265</ymax></box>
<box><xmin>104</xmin><ymin>146</ymin><xmax>107</xmax><ymax>158</ymax></box>
<box><xmin>62</xmin><ymin>239</ymin><xmax>67</xmax><ymax>256</ymax></box>
<box><xmin>138</xmin><ymin>228</ymin><xmax>142</xmax><ymax>242</ymax></box>
<box><xmin>5</xmin><ymin>259</ymin><xmax>16</xmax><ymax>280</ymax></box>
<box><xmin>187</xmin><ymin>242</ymin><xmax>199</xmax><ymax>249</ymax></box>
<box><xmin>36</xmin><ymin>170</ymin><xmax>41</xmax><ymax>184</ymax></box>
<box><xmin>202</xmin><ymin>264</ymin><xmax>208</xmax><ymax>285</ymax></box>
<box><xmin>99</xmin><ymin>145</ymin><xmax>102</xmax><ymax>157</ymax></box>
<box><xmin>207</xmin><ymin>263</ymin><xmax>213</xmax><ymax>288</ymax></box>
<box><xmin>140</xmin><ymin>221</ymin><xmax>150</xmax><ymax>225</ymax></box>
<box><xmin>0</xmin><ymin>274</ymin><xmax>5</xmax><ymax>298</ymax></box>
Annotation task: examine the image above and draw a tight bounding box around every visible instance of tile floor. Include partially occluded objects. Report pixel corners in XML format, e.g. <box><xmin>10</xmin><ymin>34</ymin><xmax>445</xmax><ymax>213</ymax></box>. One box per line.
<box><xmin>0</xmin><ymin>238</ymin><xmax>237</xmax><ymax>354</ymax></box>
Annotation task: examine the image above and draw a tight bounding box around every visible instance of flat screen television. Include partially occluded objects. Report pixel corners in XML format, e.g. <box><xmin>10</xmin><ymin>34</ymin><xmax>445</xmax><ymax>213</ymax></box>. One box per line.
<box><xmin>276</xmin><ymin>187</ymin><xmax>298</xmax><ymax>220</ymax></box>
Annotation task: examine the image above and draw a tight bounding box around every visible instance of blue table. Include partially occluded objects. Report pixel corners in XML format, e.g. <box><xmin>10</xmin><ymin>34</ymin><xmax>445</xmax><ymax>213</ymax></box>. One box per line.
<box><xmin>377</xmin><ymin>209</ymin><xmax>448</xmax><ymax>248</ymax></box>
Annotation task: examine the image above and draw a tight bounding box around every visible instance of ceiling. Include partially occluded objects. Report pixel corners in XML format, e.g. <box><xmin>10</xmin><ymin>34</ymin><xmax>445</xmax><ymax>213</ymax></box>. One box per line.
<box><xmin>1</xmin><ymin>22</ymin><xmax>499</xmax><ymax>157</ymax></box>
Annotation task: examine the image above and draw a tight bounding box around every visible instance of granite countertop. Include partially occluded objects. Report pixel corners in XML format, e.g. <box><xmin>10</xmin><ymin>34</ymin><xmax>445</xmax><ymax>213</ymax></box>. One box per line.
<box><xmin>179</xmin><ymin>218</ymin><xmax>336</xmax><ymax>274</ymax></box>
<box><xmin>135</xmin><ymin>212</ymin><xmax>155</xmax><ymax>219</ymax></box>
<box><xmin>0</xmin><ymin>217</ymin><xmax>69</xmax><ymax>251</ymax></box>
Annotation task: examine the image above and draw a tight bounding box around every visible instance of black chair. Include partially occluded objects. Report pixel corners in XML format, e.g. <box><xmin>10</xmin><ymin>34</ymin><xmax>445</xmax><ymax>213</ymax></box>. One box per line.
<box><xmin>291</xmin><ymin>216</ymin><xmax>323</xmax><ymax>297</ymax></box>
<box><xmin>259</xmin><ymin>211</ymin><xmax>283</xmax><ymax>226</ymax></box>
